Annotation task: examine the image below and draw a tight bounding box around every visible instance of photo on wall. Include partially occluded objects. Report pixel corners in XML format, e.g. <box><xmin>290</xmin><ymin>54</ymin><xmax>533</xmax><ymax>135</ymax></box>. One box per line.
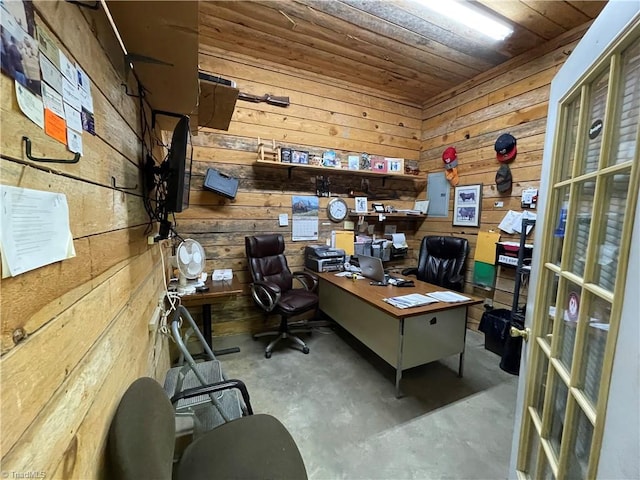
<box><xmin>453</xmin><ymin>184</ymin><xmax>482</xmax><ymax>227</ymax></box>
<box><xmin>1</xmin><ymin>0</ymin><xmax>41</xmax><ymax>96</ymax></box>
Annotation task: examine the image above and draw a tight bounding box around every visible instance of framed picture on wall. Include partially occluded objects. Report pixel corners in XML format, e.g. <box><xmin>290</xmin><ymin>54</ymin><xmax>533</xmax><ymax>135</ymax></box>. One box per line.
<box><xmin>355</xmin><ymin>196</ymin><xmax>368</xmax><ymax>213</ymax></box>
<box><xmin>453</xmin><ymin>184</ymin><xmax>482</xmax><ymax>227</ymax></box>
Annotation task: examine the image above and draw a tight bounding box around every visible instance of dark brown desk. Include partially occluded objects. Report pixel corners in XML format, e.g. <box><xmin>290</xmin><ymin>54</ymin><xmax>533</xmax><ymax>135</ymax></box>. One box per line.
<box><xmin>316</xmin><ymin>272</ymin><xmax>482</xmax><ymax>396</ymax></box>
<box><xmin>179</xmin><ymin>277</ymin><xmax>243</xmax><ymax>356</ymax></box>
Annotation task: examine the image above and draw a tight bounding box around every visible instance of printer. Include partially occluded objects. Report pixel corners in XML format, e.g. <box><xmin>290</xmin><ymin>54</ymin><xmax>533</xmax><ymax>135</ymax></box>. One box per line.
<box><xmin>304</xmin><ymin>245</ymin><xmax>345</xmax><ymax>273</ymax></box>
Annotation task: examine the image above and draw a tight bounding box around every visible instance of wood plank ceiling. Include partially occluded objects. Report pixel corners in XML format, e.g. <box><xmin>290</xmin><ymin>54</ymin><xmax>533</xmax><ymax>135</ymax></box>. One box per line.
<box><xmin>199</xmin><ymin>0</ymin><xmax>607</xmax><ymax>104</ymax></box>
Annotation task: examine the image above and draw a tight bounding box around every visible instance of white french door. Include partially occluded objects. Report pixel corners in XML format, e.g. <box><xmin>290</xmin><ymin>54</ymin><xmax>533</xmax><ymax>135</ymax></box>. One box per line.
<box><xmin>510</xmin><ymin>4</ymin><xmax>640</xmax><ymax>479</ymax></box>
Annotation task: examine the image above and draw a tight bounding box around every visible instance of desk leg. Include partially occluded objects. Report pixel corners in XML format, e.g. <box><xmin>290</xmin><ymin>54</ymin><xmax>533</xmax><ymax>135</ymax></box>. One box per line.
<box><xmin>458</xmin><ymin>308</ymin><xmax>468</xmax><ymax>378</ymax></box>
<box><xmin>202</xmin><ymin>304</ymin><xmax>240</xmax><ymax>356</ymax></box>
<box><xmin>395</xmin><ymin>319</ymin><xmax>404</xmax><ymax>398</ymax></box>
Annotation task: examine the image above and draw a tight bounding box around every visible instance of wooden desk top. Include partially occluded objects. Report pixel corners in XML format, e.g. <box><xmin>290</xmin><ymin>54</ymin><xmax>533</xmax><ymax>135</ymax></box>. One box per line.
<box><xmin>178</xmin><ymin>277</ymin><xmax>244</xmax><ymax>307</ymax></box>
<box><xmin>316</xmin><ymin>271</ymin><xmax>482</xmax><ymax>319</ymax></box>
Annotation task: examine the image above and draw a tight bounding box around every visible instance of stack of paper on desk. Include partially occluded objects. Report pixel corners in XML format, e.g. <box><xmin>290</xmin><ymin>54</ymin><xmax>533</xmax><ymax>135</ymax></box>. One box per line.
<box><xmin>384</xmin><ymin>293</ymin><xmax>439</xmax><ymax>309</ymax></box>
<box><xmin>426</xmin><ymin>291</ymin><xmax>471</xmax><ymax>302</ymax></box>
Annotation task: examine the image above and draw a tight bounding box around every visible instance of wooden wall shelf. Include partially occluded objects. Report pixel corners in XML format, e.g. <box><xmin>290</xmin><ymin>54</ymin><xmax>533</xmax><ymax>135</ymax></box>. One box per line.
<box><xmin>254</xmin><ymin>159</ymin><xmax>423</xmax><ymax>183</ymax></box>
<box><xmin>196</xmin><ymin>82</ymin><xmax>239</xmax><ymax>131</ymax></box>
<box><xmin>107</xmin><ymin>1</ymin><xmax>199</xmax><ymax>131</ymax></box>
<box><xmin>348</xmin><ymin>212</ymin><xmax>427</xmax><ymax>220</ymax></box>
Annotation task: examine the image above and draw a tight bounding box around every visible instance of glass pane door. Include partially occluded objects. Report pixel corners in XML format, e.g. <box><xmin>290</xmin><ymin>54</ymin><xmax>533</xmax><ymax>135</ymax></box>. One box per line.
<box><xmin>515</xmin><ymin>31</ymin><xmax>640</xmax><ymax>480</ymax></box>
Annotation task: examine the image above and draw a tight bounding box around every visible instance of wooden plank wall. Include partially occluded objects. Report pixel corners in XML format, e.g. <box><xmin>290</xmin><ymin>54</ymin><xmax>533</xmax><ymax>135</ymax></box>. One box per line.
<box><xmin>0</xmin><ymin>2</ymin><xmax>169</xmax><ymax>478</ymax></box>
<box><xmin>419</xmin><ymin>23</ymin><xmax>592</xmax><ymax>330</ymax></box>
<box><xmin>177</xmin><ymin>47</ymin><xmax>423</xmax><ymax>335</ymax></box>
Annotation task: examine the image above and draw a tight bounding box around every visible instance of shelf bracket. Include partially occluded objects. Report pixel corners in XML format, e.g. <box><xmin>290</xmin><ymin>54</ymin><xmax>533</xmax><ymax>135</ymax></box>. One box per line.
<box><xmin>22</xmin><ymin>136</ymin><xmax>80</xmax><ymax>164</ymax></box>
<box><xmin>151</xmin><ymin>110</ymin><xmax>184</xmax><ymax>129</ymax></box>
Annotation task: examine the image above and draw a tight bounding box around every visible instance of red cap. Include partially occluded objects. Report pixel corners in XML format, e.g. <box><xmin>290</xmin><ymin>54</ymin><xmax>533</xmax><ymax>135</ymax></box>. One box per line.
<box><xmin>442</xmin><ymin>146</ymin><xmax>458</xmax><ymax>169</ymax></box>
<box><xmin>494</xmin><ymin>133</ymin><xmax>517</xmax><ymax>163</ymax></box>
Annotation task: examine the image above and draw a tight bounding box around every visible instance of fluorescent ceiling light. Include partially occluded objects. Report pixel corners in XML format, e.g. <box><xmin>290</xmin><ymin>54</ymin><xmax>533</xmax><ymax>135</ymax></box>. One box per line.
<box><xmin>417</xmin><ymin>0</ymin><xmax>513</xmax><ymax>41</ymax></box>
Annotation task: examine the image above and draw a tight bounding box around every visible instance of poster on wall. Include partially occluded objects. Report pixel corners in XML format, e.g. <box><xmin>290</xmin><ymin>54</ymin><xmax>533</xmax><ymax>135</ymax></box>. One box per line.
<box><xmin>1</xmin><ymin>0</ymin><xmax>42</xmax><ymax>96</ymax></box>
<box><xmin>291</xmin><ymin>196</ymin><xmax>319</xmax><ymax>241</ymax></box>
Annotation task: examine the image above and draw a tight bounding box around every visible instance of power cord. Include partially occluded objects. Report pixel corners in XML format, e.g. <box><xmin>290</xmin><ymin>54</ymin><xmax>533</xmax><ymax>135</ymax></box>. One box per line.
<box><xmin>158</xmin><ymin>238</ymin><xmax>181</xmax><ymax>339</ymax></box>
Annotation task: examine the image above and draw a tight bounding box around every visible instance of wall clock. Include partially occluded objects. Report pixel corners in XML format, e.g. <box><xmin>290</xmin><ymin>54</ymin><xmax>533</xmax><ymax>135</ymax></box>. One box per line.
<box><xmin>326</xmin><ymin>197</ymin><xmax>349</xmax><ymax>223</ymax></box>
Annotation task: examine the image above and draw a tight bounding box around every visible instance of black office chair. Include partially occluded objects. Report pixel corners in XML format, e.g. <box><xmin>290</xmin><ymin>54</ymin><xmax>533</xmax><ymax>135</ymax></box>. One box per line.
<box><xmin>402</xmin><ymin>236</ymin><xmax>469</xmax><ymax>292</ymax></box>
<box><xmin>108</xmin><ymin>377</ymin><xmax>307</xmax><ymax>480</ymax></box>
<box><xmin>245</xmin><ymin>234</ymin><xmax>319</xmax><ymax>358</ymax></box>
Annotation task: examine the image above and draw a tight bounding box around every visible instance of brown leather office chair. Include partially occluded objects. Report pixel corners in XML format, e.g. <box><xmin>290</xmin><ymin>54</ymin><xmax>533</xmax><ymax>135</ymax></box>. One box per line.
<box><xmin>402</xmin><ymin>236</ymin><xmax>469</xmax><ymax>292</ymax></box>
<box><xmin>245</xmin><ymin>234</ymin><xmax>319</xmax><ymax>358</ymax></box>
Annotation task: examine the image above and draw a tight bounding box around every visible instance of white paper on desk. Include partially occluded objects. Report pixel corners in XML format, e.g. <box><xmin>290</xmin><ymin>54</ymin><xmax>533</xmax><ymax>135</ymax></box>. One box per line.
<box><xmin>335</xmin><ymin>271</ymin><xmax>364</xmax><ymax>279</ymax></box>
<box><xmin>385</xmin><ymin>293</ymin><xmax>439</xmax><ymax>309</ymax></box>
<box><xmin>0</xmin><ymin>186</ymin><xmax>76</xmax><ymax>278</ymax></box>
<box><xmin>212</xmin><ymin>269</ymin><xmax>232</xmax><ymax>281</ymax></box>
<box><xmin>390</xmin><ymin>233</ymin><xmax>408</xmax><ymax>248</ymax></box>
<box><xmin>426</xmin><ymin>291</ymin><xmax>471</xmax><ymax>303</ymax></box>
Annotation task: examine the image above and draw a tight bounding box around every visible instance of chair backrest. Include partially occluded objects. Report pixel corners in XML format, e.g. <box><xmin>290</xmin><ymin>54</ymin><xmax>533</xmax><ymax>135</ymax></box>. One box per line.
<box><xmin>245</xmin><ymin>234</ymin><xmax>293</xmax><ymax>292</ymax></box>
<box><xmin>416</xmin><ymin>236</ymin><xmax>469</xmax><ymax>292</ymax></box>
<box><xmin>108</xmin><ymin>377</ymin><xmax>175</xmax><ymax>480</ymax></box>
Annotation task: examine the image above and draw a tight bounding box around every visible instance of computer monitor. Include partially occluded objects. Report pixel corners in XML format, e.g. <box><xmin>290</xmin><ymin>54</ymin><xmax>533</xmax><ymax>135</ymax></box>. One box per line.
<box><xmin>164</xmin><ymin>115</ymin><xmax>191</xmax><ymax>213</ymax></box>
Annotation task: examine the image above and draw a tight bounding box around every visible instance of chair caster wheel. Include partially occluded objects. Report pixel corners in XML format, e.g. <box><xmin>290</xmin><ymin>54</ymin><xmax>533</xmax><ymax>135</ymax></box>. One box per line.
<box><xmin>302</xmin><ymin>347</ymin><xmax>310</xmax><ymax>354</ymax></box>
<box><xmin>265</xmin><ymin>351</ymin><xmax>272</xmax><ymax>359</ymax></box>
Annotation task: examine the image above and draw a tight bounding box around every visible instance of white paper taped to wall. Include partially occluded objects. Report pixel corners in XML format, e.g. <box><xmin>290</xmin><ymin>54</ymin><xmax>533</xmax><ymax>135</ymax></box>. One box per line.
<box><xmin>0</xmin><ymin>185</ymin><xmax>76</xmax><ymax>278</ymax></box>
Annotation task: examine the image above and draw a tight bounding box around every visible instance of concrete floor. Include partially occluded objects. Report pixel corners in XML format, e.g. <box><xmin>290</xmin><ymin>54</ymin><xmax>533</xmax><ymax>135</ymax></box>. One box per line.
<box><xmin>214</xmin><ymin>325</ymin><xmax>518</xmax><ymax>480</ymax></box>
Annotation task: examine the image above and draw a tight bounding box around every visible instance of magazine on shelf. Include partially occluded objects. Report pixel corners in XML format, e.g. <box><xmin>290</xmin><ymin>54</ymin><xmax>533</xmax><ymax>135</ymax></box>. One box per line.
<box><xmin>384</xmin><ymin>293</ymin><xmax>439</xmax><ymax>309</ymax></box>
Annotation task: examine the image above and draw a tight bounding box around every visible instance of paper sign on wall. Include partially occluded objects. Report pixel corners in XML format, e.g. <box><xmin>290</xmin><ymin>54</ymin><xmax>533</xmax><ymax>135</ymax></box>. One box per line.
<box><xmin>0</xmin><ymin>186</ymin><xmax>76</xmax><ymax>278</ymax></box>
<box><xmin>44</xmin><ymin>108</ymin><xmax>67</xmax><ymax>144</ymax></box>
<box><xmin>15</xmin><ymin>80</ymin><xmax>44</xmax><ymax>128</ymax></box>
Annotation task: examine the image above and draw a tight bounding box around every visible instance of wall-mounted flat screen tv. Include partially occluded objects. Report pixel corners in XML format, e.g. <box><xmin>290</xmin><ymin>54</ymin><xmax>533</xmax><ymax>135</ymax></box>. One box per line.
<box><xmin>164</xmin><ymin>115</ymin><xmax>191</xmax><ymax>213</ymax></box>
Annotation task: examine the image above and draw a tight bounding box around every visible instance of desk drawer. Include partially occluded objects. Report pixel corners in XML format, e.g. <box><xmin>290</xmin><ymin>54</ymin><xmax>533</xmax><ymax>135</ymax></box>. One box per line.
<box><xmin>402</xmin><ymin>308</ymin><xmax>467</xmax><ymax>369</ymax></box>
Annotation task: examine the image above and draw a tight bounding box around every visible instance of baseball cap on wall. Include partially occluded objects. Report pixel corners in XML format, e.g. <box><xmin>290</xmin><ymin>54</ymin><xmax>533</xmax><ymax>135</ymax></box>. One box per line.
<box><xmin>442</xmin><ymin>146</ymin><xmax>458</xmax><ymax>169</ymax></box>
<box><xmin>495</xmin><ymin>164</ymin><xmax>513</xmax><ymax>193</ymax></box>
<box><xmin>494</xmin><ymin>133</ymin><xmax>517</xmax><ymax>163</ymax></box>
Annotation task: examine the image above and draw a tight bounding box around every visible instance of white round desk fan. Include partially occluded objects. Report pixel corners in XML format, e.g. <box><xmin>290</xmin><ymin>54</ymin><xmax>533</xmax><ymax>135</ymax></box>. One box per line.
<box><xmin>175</xmin><ymin>239</ymin><xmax>206</xmax><ymax>294</ymax></box>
